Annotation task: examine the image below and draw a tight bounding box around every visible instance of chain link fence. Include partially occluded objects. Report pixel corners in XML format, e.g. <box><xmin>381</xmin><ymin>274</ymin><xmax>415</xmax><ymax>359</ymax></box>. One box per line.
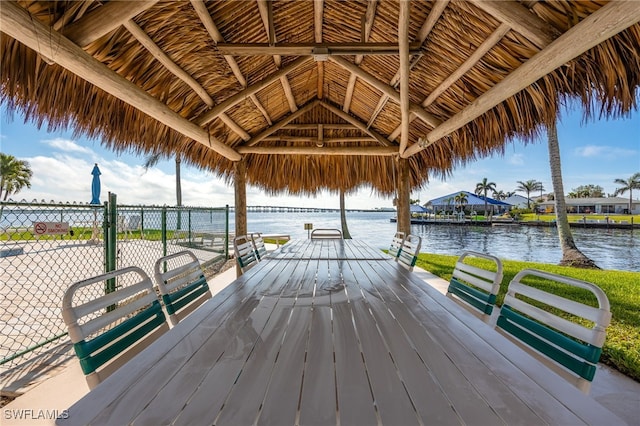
<box><xmin>0</xmin><ymin>198</ymin><xmax>228</xmax><ymax>393</ymax></box>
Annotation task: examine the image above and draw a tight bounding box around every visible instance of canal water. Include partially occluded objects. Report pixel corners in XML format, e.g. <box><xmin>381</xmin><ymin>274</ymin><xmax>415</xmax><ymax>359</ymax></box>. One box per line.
<box><xmin>240</xmin><ymin>210</ymin><xmax>640</xmax><ymax>272</ymax></box>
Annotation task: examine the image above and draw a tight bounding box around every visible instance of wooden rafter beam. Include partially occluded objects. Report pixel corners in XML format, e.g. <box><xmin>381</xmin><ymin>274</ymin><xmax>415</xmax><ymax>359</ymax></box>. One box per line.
<box><xmin>372</xmin><ymin>0</ymin><xmax>447</xmax><ymax>131</ymax></box>
<box><xmin>193</xmin><ymin>57</ymin><xmax>311</xmax><ymax>126</ymax></box>
<box><xmin>344</xmin><ymin>0</ymin><xmax>378</xmax><ymax>113</ymax></box>
<box><xmin>236</xmin><ymin>146</ymin><xmax>398</xmax><ymax>156</ymax></box>
<box><xmin>215</xmin><ymin>43</ymin><xmax>423</xmax><ymax>56</ymax></box>
<box><xmin>389</xmin><ymin>22</ymin><xmax>510</xmax><ymax>141</ymax></box>
<box><xmin>256</xmin><ymin>0</ymin><xmax>299</xmax><ymax>113</ymax></box>
<box><xmin>319</xmin><ymin>101</ymin><xmax>393</xmax><ymax>147</ymax></box>
<box><xmin>62</xmin><ymin>1</ymin><xmax>158</xmax><ymax>46</ymax></box>
<box><xmin>283</xmin><ymin>124</ymin><xmax>359</xmax><ymax>130</ymax></box>
<box><xmin>314</xmin><ymin>0</ymin><xmax>324</xmax><ymax>43</ymax></box>
<box><xmin>469</xmin><ymin>0</ymin><xmax>559</xmax><ymax>49</ymax></box>
<box><xmin>403</xmin><ymin>0</ymin><xmax>640</xmax><ymax>158</ymax></box>
<box><xmin>123</xmin><ymin>20</ymin><xmax>249</xmax><ymax>142</ymax></box>
<box><xmin>355</xmin><ymin>0</ymin><xmax>379</xmax><ymax>64</ymax></box>
<box><xmin>390</xmin><ymin>0</ymin><xmax>448</xmax><ymax>87</ymax></box>
<box><xmin>123</xmin><ymin>20</ymin><xmax>212</xmax><ymax>107</ymax></box>
<box><xmin>190</xmin><ymin>0</ymin><xmax>272</xmax><ymax>125</ymax></box>
<box><xmin>0</xmin><ymin>2</ymin><xmax>240</xmax><ymax>161</ymax></box>
<box><xmin>328</xmin><ymin>56</ymin><xmax>441</xmax><ymax>128</ymax></box>
<box><xmin>314</xmin><ymin>0</ymin><xmax>324</xmax><ymax>100</ymax></box>
<box><xmin>264</xmin><ymin>136</ymin><xmax>377</xmax><ymax>143</ymax></box>
<box><xmin>244</xmin><ymin>100</ymin><xmax>320</xmax><ymax>147</ymax></box>
<box><xmin>219</xmin><ymin>114</ymin><xmax>251</xmax><ymax>141</ymax></box>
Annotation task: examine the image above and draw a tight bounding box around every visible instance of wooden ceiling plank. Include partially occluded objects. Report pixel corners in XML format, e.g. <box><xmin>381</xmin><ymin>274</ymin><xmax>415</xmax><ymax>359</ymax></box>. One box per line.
<box><xmin>469</xmin><ymin>0</ymin><xmax>559</xmax><ymax>49</ymax></box>
<box><xmin>190</xmin><ymin>0</ymin><xmax>272</xmax><ymax>125</ymax></box>
<box><xmin>403</xmin><ymin>0</ymin><xmax>640</xmax><ymax>158</ymax></box>
<box><xmin>237</xmin><ymin>146</ymin><xmax>398</xmax><ymax>156</ymax></box>
<box><xmin>0</xmin><ymin>2</ymin><xmax>240</xmax><ymax>161</ymax></box>
<box><xmin>399</xmin><ymin>0</ymin><xmax>410</xmax><ymax>154</ymax></box>
<box><xmin>245</xmin><ymin>100</ymin><xmax>320</xmax><ymax>147</ymax></box>
<box><xmin>319</xmin><ymin>101</ymin><xmax>392</xmax><ymax>147</ymax></box>
<box><xmin>329</xmin><ymin>56</ymin><xmax>441</xmax><ymax>128</ymax></box>
<box><xmin>194</xmin><ymin>56</ymin><xmax>311</xmax><ymax>126</ymax></box>
<box><xmin>62</xmin><ymin>1</ymin><xmax>159</xmax><ymax>47</ymax></box>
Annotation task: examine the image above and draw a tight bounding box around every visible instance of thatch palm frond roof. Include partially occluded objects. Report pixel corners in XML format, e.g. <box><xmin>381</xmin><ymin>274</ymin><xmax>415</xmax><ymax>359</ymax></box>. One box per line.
<box><xmin>1</xmin><ymin>1</ymin><xmax>639</xmax><ymax>197</ymax></box>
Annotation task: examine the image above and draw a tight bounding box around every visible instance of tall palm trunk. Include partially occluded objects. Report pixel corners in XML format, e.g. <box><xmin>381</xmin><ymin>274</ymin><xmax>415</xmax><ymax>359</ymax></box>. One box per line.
<box><xmin>339</xmin><ymin>190</ymin><xmax>352</xmax><ymax>239</ymax></box>
<box><xmin>547</xmin><ymin>120</ymin><xmax>598</xmax><ymax>268</ymax></box>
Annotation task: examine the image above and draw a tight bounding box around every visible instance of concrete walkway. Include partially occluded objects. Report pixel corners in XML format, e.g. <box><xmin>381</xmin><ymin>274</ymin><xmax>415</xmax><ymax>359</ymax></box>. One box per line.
<box><xmin>2</xmin><ymin>263</ymin><xmax>639</xmax><ymax>425</ymax></box>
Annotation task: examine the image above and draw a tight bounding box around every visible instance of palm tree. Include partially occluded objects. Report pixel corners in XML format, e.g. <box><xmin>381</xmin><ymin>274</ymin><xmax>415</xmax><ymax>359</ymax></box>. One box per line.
<box><xmin>546</xmin><ymin>119</ymin><xmax>598</xmax><ymax>268</ymax></box>
<box><xmin>492</xmin><ymin>190</ymin><xmax>506</xmax><ymax>200</ymax></box>
<box><xmin>515</xmin><ymin>180</ymin><xmax>542</xmax><ymax>209</ymax></box>
<box><xmin>0</xmin><ymin>153</ymin><xmax>33</xmax><ymax>201</ymax></box>
<box><xmin>613</xmin><ymin>172</ymin><xmax>640</xmax><ymax>214</ymax></box>
<box><xmin>475</xmin><ymin>178</ymin><xmax>497</xmax><ymax>217</ymax></box>
<box><xmin>454</xmin><ymin>192</ymin><xmax>468</xmax><ymax>214</ymax></box>
<box><xmin>144</xmin><ymin>152</ymin><xmax>182</xmax><ymax>227</ymax></box>
<box><xmin>339</xmin><ymin>189</ymin><xmax>352</xmax><ymax>239</ymax></box>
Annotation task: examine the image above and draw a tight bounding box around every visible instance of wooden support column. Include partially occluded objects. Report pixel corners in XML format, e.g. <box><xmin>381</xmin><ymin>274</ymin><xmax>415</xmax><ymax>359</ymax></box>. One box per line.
<box><xmin>397</xmin><ymin>157</ymin><xmax>411</xmax><ymax>236</ymax></box>
<box><xmin>398</xmin><ymin>0</ymin><xmax>410</xmax><ymax>154</ymax></box>
<box><xmin>234</xmin><ymin>160</ymin><xmax>247</xmax><ymax>277</ymax></box>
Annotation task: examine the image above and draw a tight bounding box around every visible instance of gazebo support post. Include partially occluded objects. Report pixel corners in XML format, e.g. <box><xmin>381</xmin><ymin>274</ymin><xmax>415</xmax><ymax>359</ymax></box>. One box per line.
<box><xmin>234</xmin><ymin>160</ymin><xmax>247</xmax><ymax>277</ymax></box>
<box><xmin>397</xmin><ymin>158</ymin><xmax>411</xmax><ymax>236</ymax></box>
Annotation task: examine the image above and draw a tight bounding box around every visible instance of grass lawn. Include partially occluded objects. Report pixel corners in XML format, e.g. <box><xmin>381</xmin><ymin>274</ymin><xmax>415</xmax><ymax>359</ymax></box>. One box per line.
<box><xmin>416</xmin><ymin>253</ymin><xmax>640</xmax><ymax>382</ymax></box>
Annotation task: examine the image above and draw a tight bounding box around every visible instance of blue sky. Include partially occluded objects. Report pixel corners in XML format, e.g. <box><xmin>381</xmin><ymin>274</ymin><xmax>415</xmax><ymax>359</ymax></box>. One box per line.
<box><xmin>1</xmin><ymin>100</ymin><xmax>639</xmax><ymax>210</ymax></box>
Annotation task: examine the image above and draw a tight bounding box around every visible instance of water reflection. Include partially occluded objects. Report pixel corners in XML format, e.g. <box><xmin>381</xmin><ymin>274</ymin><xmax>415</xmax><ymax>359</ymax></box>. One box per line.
<box><xmin>415</xmin><ymin>224</ymin><xmax>640</xmax><ymax>271</ymax></box>
<box><xmin>241</xmin><ymin>211</ymin><xmax>639</xmax><ymax>272</ymax></box>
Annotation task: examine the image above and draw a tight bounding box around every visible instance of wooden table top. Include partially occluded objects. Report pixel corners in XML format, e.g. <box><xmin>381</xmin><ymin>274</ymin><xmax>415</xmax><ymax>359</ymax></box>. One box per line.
<box><xmin>265</xmin><ymin>238</ymin><xmax>390</xmax><ymax>260</ymax></box>
<box><xmin>60</xmin><ymin>240</ymin><xmax>623</xmax><ymax>425</ymax></box>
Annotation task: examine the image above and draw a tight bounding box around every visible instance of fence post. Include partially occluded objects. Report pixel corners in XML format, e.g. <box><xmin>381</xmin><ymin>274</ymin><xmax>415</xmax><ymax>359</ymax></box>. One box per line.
<box><xmin>102</xmin><ymin>201</ymin><xmax>108</xmax><ymax>272</ymax></box>
<box><xmin>162</xmin><ymin>206</ymin><xmax>167</xmax><ymax>257</ymax></box>
<box><xmin>105</xmin><ymin>193</ymin><xmax>118</xmax><ymax>310</ymax></box>
<box><xmin>225</xmin><ymin>205</ymin><xmax>229</xmax><ymax>259</ymax></box>
<box><xmin>188</xmin><ymin>209</ymin><xmax>192</xmax><ymax>245</ymax></box>
<box><xmin>140</xmin><ymin>207</ymin><xmax>144</xmax><ymax>239</ymax></box>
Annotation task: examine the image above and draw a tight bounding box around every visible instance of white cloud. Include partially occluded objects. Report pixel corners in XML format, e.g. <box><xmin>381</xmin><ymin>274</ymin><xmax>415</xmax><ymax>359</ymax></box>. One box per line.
<box><xmin>507</xmin><ymin>154</ymin><xmax>525</xmax><ymax>166</ymax></box>
<box><xmin>43</xmin><ymin>138</ymin><xmax>94</xmax><ymax>155</ymax></box>
<box><xmin>574</xmin><ymin>145</ymin><xmax>637</xmax><ymax>160</ymax></box>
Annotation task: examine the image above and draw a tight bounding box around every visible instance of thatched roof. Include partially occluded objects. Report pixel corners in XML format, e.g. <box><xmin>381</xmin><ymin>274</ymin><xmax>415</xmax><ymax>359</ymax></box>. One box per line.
<box><xmin>1</xmin><ymin>1</ymin><xmax>639</xmax><ymax>196</ymax></box>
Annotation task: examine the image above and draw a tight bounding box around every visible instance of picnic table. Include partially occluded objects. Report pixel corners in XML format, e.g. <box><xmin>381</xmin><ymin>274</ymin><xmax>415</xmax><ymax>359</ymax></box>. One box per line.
<box><xmin>59</xmin><ymin>239</ymin><xmax>623</xmax><ymax>425</ymax></box>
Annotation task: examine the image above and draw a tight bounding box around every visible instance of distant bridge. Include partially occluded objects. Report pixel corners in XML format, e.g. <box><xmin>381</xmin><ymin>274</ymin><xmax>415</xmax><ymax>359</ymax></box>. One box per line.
<box><xmin>230</xmin><ymin>206</ymin><xmax>394</xmax><ymax>214</ymax></box>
